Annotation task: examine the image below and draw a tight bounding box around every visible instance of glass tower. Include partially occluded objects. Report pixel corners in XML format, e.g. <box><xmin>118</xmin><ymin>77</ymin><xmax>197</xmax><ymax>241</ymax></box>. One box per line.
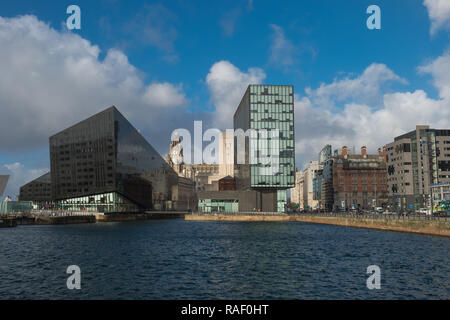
<box><xmin>234</xmin><ymin>84</ymin><xmax>295</xmax><ymax>211</ymax></box>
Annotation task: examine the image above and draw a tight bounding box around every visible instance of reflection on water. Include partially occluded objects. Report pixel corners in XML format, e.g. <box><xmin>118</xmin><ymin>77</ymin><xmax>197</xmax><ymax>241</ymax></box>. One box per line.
<box><xmin>0</xmin><ymin>220</ymin><xmax>449</xmax><ymax>299</ymax></box>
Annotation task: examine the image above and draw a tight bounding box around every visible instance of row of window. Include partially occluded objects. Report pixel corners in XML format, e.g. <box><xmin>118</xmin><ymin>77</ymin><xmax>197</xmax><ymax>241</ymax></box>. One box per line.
<box><xmin>249</xmin><ymin>85</ymin><xmax>293</xmax><ymax>96</ymax></box>
<box><xmin>250</xmin><ymin>103</ymin><xmax>293</xmax><ymax>113</ymax></box>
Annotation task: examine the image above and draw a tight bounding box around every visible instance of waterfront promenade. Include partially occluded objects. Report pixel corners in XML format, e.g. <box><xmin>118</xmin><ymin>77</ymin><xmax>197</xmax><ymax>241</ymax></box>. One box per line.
<box><xmin>0</xmin><ymin>211</ymin><xmax>186</xmax><ymax>226</ymax></box>
<box><xmin>186</xmin><ymin>212</ymin><xmax>450</xmax><ymax>237</ymax></box>
<box><xmin>2</xmin><ymin>210</ymin><xmax>449</xmax><ymax>237</ymax></box>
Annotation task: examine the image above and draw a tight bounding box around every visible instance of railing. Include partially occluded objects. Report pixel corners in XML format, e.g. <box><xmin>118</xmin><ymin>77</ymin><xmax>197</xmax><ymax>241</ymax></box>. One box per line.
<box><xmin>292</xmin><ymin>212</ymin><xmax>449</xmax><ymax>222</ymax></box>
<box><xmin>195</xmin><ymin>211</ymin><xmax>288</xmax><ymax>216</ymax></box>
<box><xmin>0</xmin><ymin>210</ymin><xmax>96</xmax><ymax>218</ymax></box>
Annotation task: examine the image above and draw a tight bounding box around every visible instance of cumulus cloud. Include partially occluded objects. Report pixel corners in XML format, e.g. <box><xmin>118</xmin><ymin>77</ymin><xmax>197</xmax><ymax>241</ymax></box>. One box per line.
<box><xmin>206</xmin><ymin>60</ymin><xmax>266</xmax><ymax>128</ymax></box>
<box><xmin>294</xmin><ymin>53</ymin><xmax>450</xmax><ymax>169</ymax></box>
<box><xmin>423</xmin><ymin>0</ymin><xmax>450</xmax><ymax>34</ymax></box>
<box><xmin>203</xmin><ymin>58</ymin><xmax>450</xmax><ymax>170</ymax></box>
<box><xmin>0</xmin><ymin>15</ymin><xmax>189</xmax><ymax>152</ymax></box>
<box><xmin>305</xmin><ymin>63</ymin><xmax>407</xmax><ymax>108</ymax></box>
<box><xmin>418</xmin><ymin>49</ymin><xmax>450</xmax><ymax>99</ymax></box>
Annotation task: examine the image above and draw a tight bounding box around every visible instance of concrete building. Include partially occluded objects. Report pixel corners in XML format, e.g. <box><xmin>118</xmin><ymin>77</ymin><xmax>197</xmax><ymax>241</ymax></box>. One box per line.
<box><xmin>321</xmin><ymin>157</ymin><xmax>334</xmax><ymax>212</ymax></box>
<box><xmin>384</xmin><ymin>125</ymin><xmax>450</xmax><ymax>210</ymax></box>
<box><xmin>164</xmin><ymin>130</ymin><xmax>235</xmax><ymax>192</ymax></box>
<box><xmin>332</xmin><ymin>146</ymin><xmax>388</xmax><ymax>211</ymax></box>
<box><xmin>290</xmin><ymin>170</ymin><xmax>304</xmax><ymax>208</ymax></box>
<box><xmin>218</xmin><ymin>131</ymin><xmax>235</xmax><ymax>178</ymax></box>
<box><xmin>302</xmin><ymin>161</ymin><xmax>322</xmax><ymax>210</ymax></box>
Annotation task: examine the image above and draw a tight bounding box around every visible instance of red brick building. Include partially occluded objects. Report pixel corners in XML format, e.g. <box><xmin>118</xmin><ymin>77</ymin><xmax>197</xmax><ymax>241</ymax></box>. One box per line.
<box><xmin>332</xmin><ymin>146</ymin><xmax>388</xmax><ymax>211</ymax></box>
<box><xmin>218</xmin><ymin>176</ymin><xmax>236</xmax><ymax>191</ymax></box>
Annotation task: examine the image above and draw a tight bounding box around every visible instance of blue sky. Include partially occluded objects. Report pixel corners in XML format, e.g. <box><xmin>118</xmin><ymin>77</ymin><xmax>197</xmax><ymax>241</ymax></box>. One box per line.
<box><xmin>0</xmin><ymin>0</ymin><xmax>449</xmax><ymax>198</ymax></box>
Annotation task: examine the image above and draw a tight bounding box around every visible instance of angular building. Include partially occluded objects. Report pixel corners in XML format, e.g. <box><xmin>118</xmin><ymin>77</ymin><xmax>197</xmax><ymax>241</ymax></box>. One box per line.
<box><xmin>45</xmin><ymin>106</ymin><xmax>178</xmax><ymax>212</ymax></box>
<box><xmin>384</xmin><ymin>125</ymin><xmax>450</xmax><ymax>210</ymax></box>
<box><xmin>0</xmin><ymin>175</ymin><xmax>9</xmax><ymax>198</ymax></box>
<box><xmin>19</xmin><ymin>172</ymin><xmax>52</xmax><ymax>208</ymax></box>
<box><xmin>234</xmin><ymin>84</ymin><xmax>295</xmax><ymax>212</ymax></box>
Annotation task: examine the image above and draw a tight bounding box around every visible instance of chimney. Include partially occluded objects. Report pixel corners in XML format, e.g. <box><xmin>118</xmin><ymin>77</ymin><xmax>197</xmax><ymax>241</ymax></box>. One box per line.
<box><xmin>361</xmin><ymin>146</ymin><xmax>367</xmax><ymax>158</ymax></box>
<box><xmin>382</xmin><ymin>146</ymin><xmax>387</xmax><ymax>163</ymax></box>
<box><xmin>342</xmin><ymin>146</ymin><xmax>348</xmax><ymax>159</ymax></box>
<box><xmin>378</xmin><ymin>147</ymin><xmax>382</xmax><ymax>156</ymax></box>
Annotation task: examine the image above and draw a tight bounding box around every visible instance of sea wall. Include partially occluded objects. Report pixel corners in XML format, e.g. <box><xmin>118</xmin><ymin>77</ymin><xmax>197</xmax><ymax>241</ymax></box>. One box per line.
<box><xmin>185</xmin><ymin>214</ymin><xmax>450</xmax><ymax>237</ymax></box>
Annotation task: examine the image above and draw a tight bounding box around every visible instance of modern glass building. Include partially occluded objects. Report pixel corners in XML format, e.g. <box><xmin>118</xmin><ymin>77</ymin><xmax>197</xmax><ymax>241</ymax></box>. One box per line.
<box><xmin>234</xmin><ymin>84</ymin><xmax>295</xmax><ymax>212</ymax></box>
<box><xmin>0</xmin><ymin>175</ymin><xmax>9</xmax><ymax>198</ymax></box>
<box><xmin>46</xmin><ymin>106</ymin><xmax>177</xmax><ymax>213</ymax></box>
<box><xmin>19</xmin><ymin>172</ymin><xmax>52</xmax><ymax>208</ymax></box>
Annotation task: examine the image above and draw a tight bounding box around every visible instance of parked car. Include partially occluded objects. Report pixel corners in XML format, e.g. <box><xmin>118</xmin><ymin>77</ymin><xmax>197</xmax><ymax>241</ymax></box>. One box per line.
<box><xmin>416</xmin><ymin>208</ymin><xmax>428</xmax><ymax>215</ymax></box>
<box><xmin>433</xmin><ymin>211</ymin><xmax>448</xmax><ymax>217</ymax></box>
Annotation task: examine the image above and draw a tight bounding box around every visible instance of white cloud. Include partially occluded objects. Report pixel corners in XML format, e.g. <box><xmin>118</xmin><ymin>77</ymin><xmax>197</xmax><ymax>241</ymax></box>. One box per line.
<box><xmin>294</xmin><ymin>54</ymin><xmax>450</xmax><ymax>170</ymax></box>
<box><xmin>423</xmin><ymin>0</ymin><xmax>450</xmax><ymax>34</ymax></box>
<box><xmin>269</xmin><ymin>24</ymin><xmax>297</xmax><ymax>68</ymax></box>
<box><xmin>305</xmin><ymin>63</ymin><xmax>407</xmax><ymax>109</ymax></box>
<box><xmin>1</xmin><ymin>163</ymin><xmax>48</xmax><ymax>200</ymax></box>
<box><xmin>206</xmin><ymin>60</ymin><xmax>266</xmax><ymax>129</ymax></box>
<box><xmin>0</xmin><ymin>15</ymin><xmax>188</xmax><ymax>151</ymax></box>
<box><xmin>418</xmin><ymin>49</ymin><xmax>450</xmax><ymax>99</ymax></box>
<box><xmin>143</xmin><ymin>83</ymin><xmax>187</xmax><ymax>108</ymax></box>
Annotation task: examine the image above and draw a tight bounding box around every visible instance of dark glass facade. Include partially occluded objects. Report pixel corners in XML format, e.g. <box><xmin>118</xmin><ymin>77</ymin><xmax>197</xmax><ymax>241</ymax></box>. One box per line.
<box><xmin>48</xmin><ymin>106</ymin><xmax>176</xmax><ymax>211</ymax></box>
<box><xmin>19</xmin><ymin>172</ymin><xmax>52</xmax><ymax>203</ymax></box>
<box><xmin>234</xmin><ymin>85</ymin><xmax>295</xmax><ymax>188</ymax></box>
<box><xmin>233</xmin><ymin>85</ymin><xmax>295</xmax><ymax>212</ymax></box>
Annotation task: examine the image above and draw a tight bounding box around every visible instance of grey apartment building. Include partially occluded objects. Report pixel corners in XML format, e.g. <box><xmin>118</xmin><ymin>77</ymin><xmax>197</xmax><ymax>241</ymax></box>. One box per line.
<box><xmin>384</xmin><ymin>125</ymin><xmax>450</xmax><ymax>210</ymax></box>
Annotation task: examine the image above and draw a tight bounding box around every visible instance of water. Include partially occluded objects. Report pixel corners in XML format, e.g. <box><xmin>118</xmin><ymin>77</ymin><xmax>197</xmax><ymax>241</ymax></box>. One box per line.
<box><xmin>0</xmin><ymin>219</ymin><xmax>449</xmax><ymax>299</ymax></box>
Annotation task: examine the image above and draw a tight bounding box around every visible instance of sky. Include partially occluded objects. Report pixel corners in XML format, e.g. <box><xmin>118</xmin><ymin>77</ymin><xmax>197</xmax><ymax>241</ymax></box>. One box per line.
<box><xmin>0</xmin><ymin>0</ymin><xmax>449</xmax><ymax>198</ymax></box>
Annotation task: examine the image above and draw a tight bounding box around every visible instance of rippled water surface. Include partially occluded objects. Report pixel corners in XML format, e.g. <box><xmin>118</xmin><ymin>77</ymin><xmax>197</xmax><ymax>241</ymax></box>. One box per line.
<box><xmin>0</xmin><ymin>219</ymin><xmax>449</xmax><ymax>299</ymax></box>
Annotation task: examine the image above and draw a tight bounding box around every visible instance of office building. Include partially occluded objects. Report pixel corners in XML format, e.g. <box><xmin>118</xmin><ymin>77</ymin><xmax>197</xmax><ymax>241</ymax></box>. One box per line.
<box><xmin>333</xmin><ymin>146</ymin><xmax>388</xmax><ymax>211</ymax></box>
<box><xmin>20</xmin><ymin>106</ymin><xmax>194</xmax><ymax>212</ymax></box>
<box><xmin>19</xmin><ymin>172</ymin><xmax>52</xmax><ymax>208</ymax></box>
<box><xmin>233</xmin><ymin>84</ymin><xmax>295</xmax><ymax>212</ymax></box>
<box><xmin>164</xmin><ymin>130</ymin><xmax>235</xmax><ymax>192</ymax></box>
<box><xmin>384</xmin><ymin>125</ymin><xmax>450</xmax><ymax>210</ymax></box>
<box><xmin>290</xmin><ymin>170</ymin><xmax>304</xmax><ymax>208</ymax></box>
<box><xmin>303</xmin><ymin>160</ymin><xmax>322</xmax><ymax>210</ymax></box>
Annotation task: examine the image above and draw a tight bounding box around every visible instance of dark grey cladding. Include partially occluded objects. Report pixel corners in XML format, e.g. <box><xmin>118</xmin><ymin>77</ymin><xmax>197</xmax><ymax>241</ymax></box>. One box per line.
<box><xmin>19</xmin><ymin>172</ymin><xmax>51</xmax><ymax>201</ymax></box>
<box><xmin>48</xmin><ymin>106</ymin><xmax>176</xmax><ymax>209</ymax></box>
<box><xmin>0</xmin><ymin>175</ymin><xmax>9</xmax><ymax>197</ymax></box>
